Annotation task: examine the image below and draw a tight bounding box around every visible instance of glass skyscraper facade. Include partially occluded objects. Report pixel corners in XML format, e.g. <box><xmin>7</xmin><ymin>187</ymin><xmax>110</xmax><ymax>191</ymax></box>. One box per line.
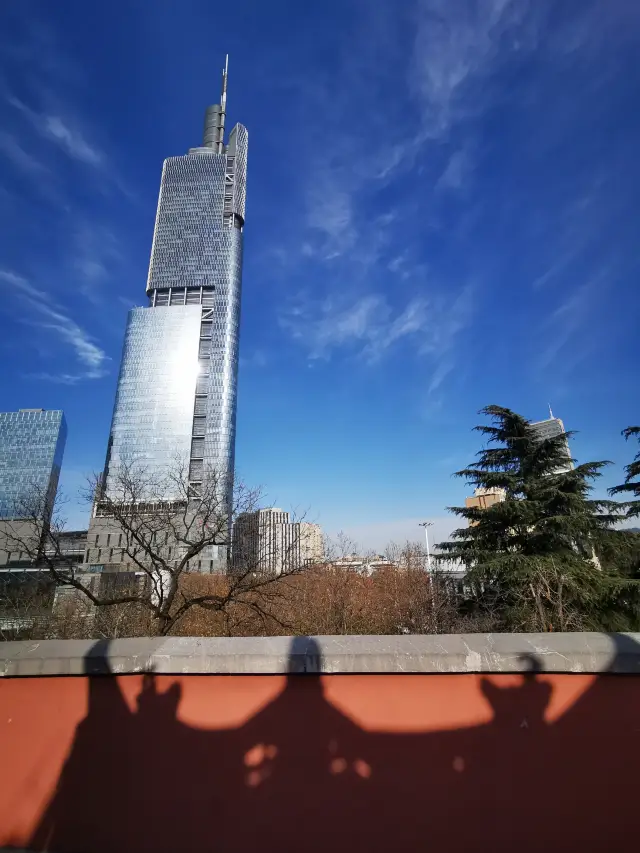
<box><xmin>105</xmin><ymin>72</ymin><xmax>247</xmax><ymax>500</ymax></box>
<box><xmin>529</xmin><ymin>412</ymin><xmax>573</xmax><ymax>472</ymax></box>
<box><xmin>0</xmin><ymin>409</ymin><xmax>67</xmax><ymax>520</ymax></box>
<box><xmin>99</xmin><ymin>64</ymin><xmax>247</xmax><ymax>567</ymax></box>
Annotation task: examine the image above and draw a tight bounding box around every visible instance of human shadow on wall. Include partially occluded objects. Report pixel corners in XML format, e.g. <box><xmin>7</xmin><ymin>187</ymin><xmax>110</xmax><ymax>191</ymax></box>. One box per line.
<box><xmin>25</xmin><ymin>634</ymin><xmax>640</xmax><ymax>853</ymax></box>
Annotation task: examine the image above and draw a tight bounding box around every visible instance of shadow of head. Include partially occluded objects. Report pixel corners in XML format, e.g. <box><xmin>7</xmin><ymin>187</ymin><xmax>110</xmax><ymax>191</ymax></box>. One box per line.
<box><xmin>84</xmin><ymin>639</ymin><xmax>114</xmax><ymax>676</ymax></box>
<box><xmin>83</xmin><ymin>639</ymin><xmax>180</xmax><ymax>720</ymax></box>
<box><xmin>84</xmin><ymin>639</ymin><xmax>157</xmax><ymax>677</ymax></box>
<box><xmin>287</xmin><ymin>636</ymin><xmax>323</xmax><ymax>675</ymax></box>
<box><xmin>480</xmin><ymin>653</ymin><xmax>552</xmax><ymax>725</ymax></box>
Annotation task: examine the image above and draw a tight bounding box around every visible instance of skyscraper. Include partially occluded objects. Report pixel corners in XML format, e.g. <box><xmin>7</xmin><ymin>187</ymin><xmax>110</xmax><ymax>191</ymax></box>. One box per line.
<box><xmin>0</xmin><ymin>409</ymin><xmax>67</xmax><ymax>521</ymax></box>
<box><xmin>529</xmin><ymin>409</ymin><xmax>573</xmax><ymax>471</ymax></box>
<box><xmin>0</xmin><ymin>409</ymin><xmax>67</xmax><ymax>566</ymax></box>
<box><xmin>93</xmin><ymin>60</ymin><xmax>247</xmax><ymax>571</ymax></box>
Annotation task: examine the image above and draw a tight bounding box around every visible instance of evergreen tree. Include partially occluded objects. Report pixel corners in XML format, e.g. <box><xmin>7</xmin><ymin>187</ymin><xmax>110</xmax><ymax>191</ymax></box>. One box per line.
<box><xmin>609</xmin><ymin>426</ymin><xmax>640</xmax><ymax>519</ymax></box>
<box><xmin>438</xmin><ymin>406</ymin><xmax>636</xmax><ymax>631</ymax></box>
<box><xmin>596</xmin><ymin>529</ymin><xmax>640</xmax><ymax>578</ymax></box>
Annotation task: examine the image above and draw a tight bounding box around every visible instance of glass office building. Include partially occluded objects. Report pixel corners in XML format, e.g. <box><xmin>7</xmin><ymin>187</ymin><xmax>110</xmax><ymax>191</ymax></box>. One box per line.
<box><xmin>529</xmin><ymin>412</ymin><xmax>573</xmax><ymax>472</ymax></box>
<box><xmin>100</xmin><ymin>62</ymin><xmax>247</xmax><ymax>564</ymax></box>
<box><xmin>0</xmin><ymin>409</ymin><xmax>67</xmax><ymax>519</ymax></box>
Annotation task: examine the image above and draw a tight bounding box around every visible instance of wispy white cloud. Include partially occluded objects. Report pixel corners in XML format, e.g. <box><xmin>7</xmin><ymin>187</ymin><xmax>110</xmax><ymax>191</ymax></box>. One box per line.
<box><xmin>436</xmin><ymin>147</ymin><xmax>474</xmax><ymax>191</ymax></box>
<box><xmin>306</xmin><ymin>177</ymin><xmax>357</xmax><ymax>260</ymax></box>
<box><xmin>301</xmin><ymin>0</ymin><xmax>531</xmax><ymax>237</ymax></box>
<box><xmin>8</xmin><ymin>95</ymin><xmax>103</xmax><ymax>167</ymax></box>
<box><xmin>422</xmin><ymin>283</ymin><xmax>475</xmax><ymax>394</ymax></box>
<box><xmin>278</xmin><ymin>0</ymin><xmax>535</xmax><ymax>300</ymax></box>
<box><xmin>281</xmin><ymin>294</ymin><xmax>386</xmax><ymax>360</ymax></box>
<box><xmin>535</xmin><ymin>268</ymin><xmax>618</xmax><ymax>380</ymax></box>
<box><xmin>43</xmin><ymin>114</ymin><xmax>102</xmax><ymax>166</ymax></box>
<box><xmin>537</xmin><ymin>283</ymin><xmax>591</xmax><ymax>372</ymax></box>
<box><xmin>410</xmin><ymin>0</ymin><xmax>533</xmax><ymax>141</ymax></box>
<box><xmin>0</xmin><ymin>17</ymin><xmax>135</xmax><ymax>203</ymax></box>
<box><xmin>0</xmin><ymin>130</ymin><xmax>47</xmax><ymax>175</ymax></box>
<box><xmin>280</xmin><ymin>282</ymin><xmax>474</xmax><ymax>392</ymax></box>
<box><xmin>0</xmin><ymin>269</ymin><xmax>109</xmax><ymax>382</ymax></box>
<box><xmin>70</xmin><ymin>223</ymin><xmax>122</xmax><ymax>302</ymax></box>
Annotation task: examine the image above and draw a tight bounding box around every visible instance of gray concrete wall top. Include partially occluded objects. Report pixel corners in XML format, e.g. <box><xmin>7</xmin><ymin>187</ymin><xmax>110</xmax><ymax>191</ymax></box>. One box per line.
<box><xmin>2</xmin><ymin>633</ymin><xmax>640</xmax><ymax>677</ymax></box>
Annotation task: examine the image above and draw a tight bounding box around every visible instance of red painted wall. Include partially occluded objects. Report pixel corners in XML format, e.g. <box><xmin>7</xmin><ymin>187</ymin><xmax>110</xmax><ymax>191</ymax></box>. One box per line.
<box><xmin>0</xmin><ymin>668</ymin><xmax>637</xmax><ymax>852</ymax></box>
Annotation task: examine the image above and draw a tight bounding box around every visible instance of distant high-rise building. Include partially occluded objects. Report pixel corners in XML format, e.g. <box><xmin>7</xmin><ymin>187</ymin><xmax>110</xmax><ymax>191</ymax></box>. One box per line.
<box><xmin>0</xmin><ymin>409</ymin><xmax>67</xmax><ymax>567</ymax></box>
<box><xmin>232</xmin><ymin>508</ymin><xmax>323</xmax><ymax>575</ymax></box>
<box><xmin>529</xmin><ymin>409</ymin><xmax>573</xmax><ymax>471</ymax></box>
<box><xmin>0</xmin><ymin>409</ymin><xmax>67</xmax><ymax>521</ymax></box>
<box><xmin>89</xmin><ymin>58</ymin><xmax>248</xmax><ymax>572</ymax></box>
<box><xmin>462</xmin><ymin>412</ymin><xmax>573</xmax><ymax>529</ymax></box>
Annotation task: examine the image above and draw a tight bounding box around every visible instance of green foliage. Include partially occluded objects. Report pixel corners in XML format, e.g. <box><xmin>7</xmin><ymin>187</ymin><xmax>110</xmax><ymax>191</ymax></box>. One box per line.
<box><xmin>609</xmin><ymin>426</ymin><xmax>640</xmax><ymax>519</ymax></box>
<box><xmin>596</xmin><ymin>529</ymin><xmax>640</xmax><ymax>578</ymax></box>
<box><xmin>438</xmin><ymin>405</ymin><xmax>639</xmax><ymax>631</ymax></box>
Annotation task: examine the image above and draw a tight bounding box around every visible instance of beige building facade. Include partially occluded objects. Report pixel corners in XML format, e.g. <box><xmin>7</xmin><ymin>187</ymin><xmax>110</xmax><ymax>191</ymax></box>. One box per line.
<box><xmin>232</xmin><ymin>508</ymin><xmax>323</xmax><ymax>575</ymax></box>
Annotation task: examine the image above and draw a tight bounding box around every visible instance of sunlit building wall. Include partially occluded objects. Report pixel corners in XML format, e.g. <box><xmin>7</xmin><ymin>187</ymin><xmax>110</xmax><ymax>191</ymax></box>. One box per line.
<box><xmin>92</xmin><ymin>63</ymin><xmax>247</xmax><ymax>572</ymax></box>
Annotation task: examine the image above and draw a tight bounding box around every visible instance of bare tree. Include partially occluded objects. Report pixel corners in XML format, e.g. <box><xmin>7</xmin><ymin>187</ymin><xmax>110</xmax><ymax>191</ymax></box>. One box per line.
<box><xmin>2</xmin><ymin>459</ymin><xmax>307</xmax><ymax>637</ymax></box>
<box><xmin>323</xmin><ymin>531</ymin><xmax>360</xmax><ymax>561</ymax></box>
<box><xmin>0</xmin><ymin>568</ymin><xmax>55</xmax><ymax>640</ymax></box>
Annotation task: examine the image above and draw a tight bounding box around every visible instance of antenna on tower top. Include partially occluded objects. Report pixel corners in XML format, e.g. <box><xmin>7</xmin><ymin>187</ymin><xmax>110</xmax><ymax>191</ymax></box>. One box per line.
<box><xmin>217</xmin><ymin>55</ymin><xmax>228</xmax><ymax>153</ymax></box>
<box><xmin>201</xmin><ymin>55</ymin><xmax>230</xmax><ymax>151</ymax></box>
<box><xmin>221</xmin><ymin>55</ymin><xmax>229</xmax><ymax>111</ymax></box>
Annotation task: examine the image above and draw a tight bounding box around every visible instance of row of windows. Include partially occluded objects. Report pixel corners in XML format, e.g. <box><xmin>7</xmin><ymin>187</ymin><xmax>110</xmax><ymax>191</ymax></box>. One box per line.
<box><xmin>151</xmin><ymin>287</ymin><xmax>216</xmax><ymax>307</ymax></box>
<box><xmin>86</xmin><ymin>549</ymin><xmax>220</xmax><ymax>573</ymax></box>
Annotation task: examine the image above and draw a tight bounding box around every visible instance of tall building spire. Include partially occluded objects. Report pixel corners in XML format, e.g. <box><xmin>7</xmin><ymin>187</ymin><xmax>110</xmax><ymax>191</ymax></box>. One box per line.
<box><xmin>202</xmin><ymin>54</ymin><xmax>229</xmax><ymax>151</ymax></box>
<box><xmin>98</xmin><ymin>73</ymin><xmax>248</xmax><ymax>573</ymax></box>
<box><xmin>219</xmin><ymin>54</ymin><xmax>228</xmax><ymax>152</ymax></box>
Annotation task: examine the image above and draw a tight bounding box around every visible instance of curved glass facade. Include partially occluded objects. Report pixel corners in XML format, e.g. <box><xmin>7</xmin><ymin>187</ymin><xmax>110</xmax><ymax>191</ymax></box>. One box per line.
<box><xmin>105</xmin><ymin>307</ymin><xmax>202</xmax><ymax>481</ymax></box>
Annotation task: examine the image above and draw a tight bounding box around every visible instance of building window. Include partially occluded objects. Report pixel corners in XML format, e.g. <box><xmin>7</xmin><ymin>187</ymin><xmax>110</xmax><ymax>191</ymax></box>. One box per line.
<box><xmin>189</xmin><ymin>460</ymin><xmax>203</xmax><ymax>481</ymax></box>
<box><xmin>106</xmin><ymin>534</ymin><xmax>111</xmax><ymax>546</ymax></box>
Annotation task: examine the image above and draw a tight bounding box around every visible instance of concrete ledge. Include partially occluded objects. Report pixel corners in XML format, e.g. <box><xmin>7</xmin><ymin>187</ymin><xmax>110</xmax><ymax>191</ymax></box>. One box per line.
<box><xmin>2</xmin><ymin>633</ymin><xmax>640</xmax><ymax>676</ymax></box>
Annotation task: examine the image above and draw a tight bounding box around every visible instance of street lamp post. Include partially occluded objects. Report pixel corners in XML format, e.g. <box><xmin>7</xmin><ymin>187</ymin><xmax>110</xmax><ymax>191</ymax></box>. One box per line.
<box><xmin>418</xmin><ymin>521</ymin><xmax>434</xmax><ymax>572</ymax></box>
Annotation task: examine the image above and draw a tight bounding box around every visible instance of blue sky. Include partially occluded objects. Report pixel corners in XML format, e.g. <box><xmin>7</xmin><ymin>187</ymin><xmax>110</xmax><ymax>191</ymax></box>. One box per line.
<box><xmin>0</xmin><ymin>0</ymin><xmax>638</xmax><ymax>550</ymax></box>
